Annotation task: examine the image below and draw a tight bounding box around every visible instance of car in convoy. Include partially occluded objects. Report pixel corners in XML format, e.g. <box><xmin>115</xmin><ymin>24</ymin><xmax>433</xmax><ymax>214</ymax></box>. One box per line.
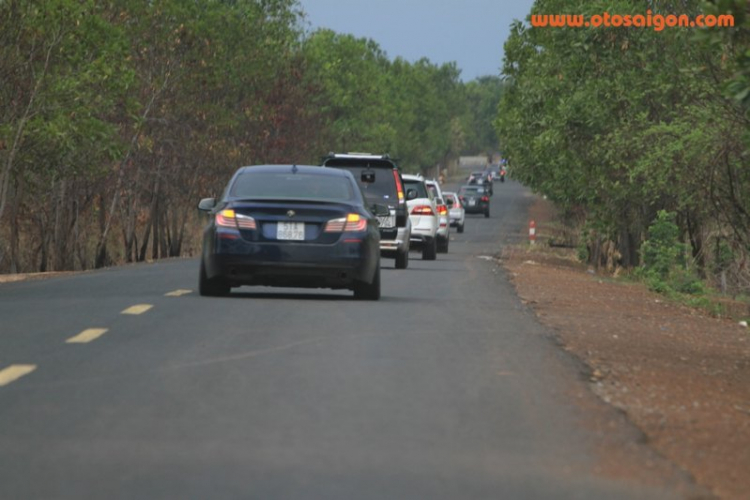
<box><xmin>487</xmin><ymin>164</ymin><xmax>501</xmax><ymax>180</ymax></box>
<box><xmin>197</xmin><ymin>165</ymin><xmax>384</xmax><ymax>300</ymax></box>
<box><xmin>425</xmin><ymin>179</ymin><xmax>450</xmax><ymax>253</ymax></box>
<box><xmin>321</xmin><ymin>153</ymin><xmax>411</xmax><ymax>269</ymax></box>
<box><xmin>442</xmin><ymin>191</ymin><xmax>465</xmax><ymax>233</ymax></box>
<box><xmin>458</xmin><ymin>184</ymin><xmax>491</xmax><ymax>218</ymax></box>
<box><xmin>467</xmin><ymin>170</ymin><xmax>493</xmax><ymax>195</ymax></box>
<box><xmin>466</xmin><ymin>171</ymin><xmax>484</xmax><ymax>184</ymax></box>
<box><xmin>402</xmin><ymin>174</ymin><xmax>438</xmax><ymax>260</ymax></box>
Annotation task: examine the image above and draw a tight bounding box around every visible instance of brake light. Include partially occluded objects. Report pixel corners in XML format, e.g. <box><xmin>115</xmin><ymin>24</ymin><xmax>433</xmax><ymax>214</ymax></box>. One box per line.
<box><xmin>215</xmin><ymin>209</ymin><xmax>236</xmax><ymax>228</ymax></box>
<box><xmin>411</xmin><ymin>205</ymin><xmax>434</xmax><ymax>216</ymax></box>
<box><xmin>216</xmin><ymin>209</ymin><xmax>256</xmax><ymax>230</ymax></box>
<box><xmin>481</xmin><ymin>196</ymin><xmax>489</xmax><ymax>202</ymax></box>
<box><xmin>325</xmin><ymin>213</ymin><xmax>367</xmax><ymax>232</ymax></box>
<box><xmin>393</xmin><ymin>170</ymin><xmax>404</xmax><ymax>202</ymax></box>
<box><xmin>345</xmin><ymin>213</ymin><xmax>367</xmax><ymax>231</ymax></box>
<box><xmin>437</xmin><ymin>205</ymin><xmax>448</xmax><ymax>216</ymax></box>
<box><xmin>236</xmin><ymin>213</ymin><xmax>256</xmax><ymax>230</ymax></box>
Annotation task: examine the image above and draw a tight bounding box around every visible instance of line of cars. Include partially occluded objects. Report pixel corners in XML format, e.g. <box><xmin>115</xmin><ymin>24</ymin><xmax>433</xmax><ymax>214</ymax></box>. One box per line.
<box><xmin>196</xmin><ymin>153</ymin><xmax>491</xmax><ymax>300</ymax></box>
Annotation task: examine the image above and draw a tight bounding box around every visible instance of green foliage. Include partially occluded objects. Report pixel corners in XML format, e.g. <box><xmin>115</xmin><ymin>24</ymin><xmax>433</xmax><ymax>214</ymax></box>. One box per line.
<box><xmin>638</xmin><ymin>211</ymin><xmax>704</xmax><ymax>294</ymax></box>
<box><xmin>497</xmin><ymin>0</ymin><xmax>750</xmax><ymax>291</ymax></box>
<box><xmin>640</xmin><ymin>211</ymin><xmax>684</xmax><ymax>278</ymax></box>
<box><xmin>0</xmin><ymin>0</ymin><xmax>500</xmax><ymax>272</ymax></box>
<box><xmin>459</xmin><ymin>76</ymin><xmax>506</xmax><ymax>155</ymax></box>
<box><xmin>300</xmin><ymin>30</ymin><xmax>477</xmax><ymax>171</ymax></box>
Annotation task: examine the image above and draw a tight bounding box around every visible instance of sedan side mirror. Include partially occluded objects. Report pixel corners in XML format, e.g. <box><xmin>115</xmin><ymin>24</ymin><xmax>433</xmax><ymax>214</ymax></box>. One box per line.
<box><xmin>198</xmin><ymin>198</ymin><xmax>216</xmax><ymax>211</ymax></box>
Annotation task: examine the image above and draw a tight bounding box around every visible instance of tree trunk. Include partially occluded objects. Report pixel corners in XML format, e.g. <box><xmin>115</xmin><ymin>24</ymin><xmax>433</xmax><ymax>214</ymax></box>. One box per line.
<box><xmin>8</xmin><ymin>178</ymin><xmax>21</xmax><ymax>273</ymax></box>
<box><xmin>95</xmin><ymin>194</ymin><xmax>109</xmax><ymax>268</ymax></box>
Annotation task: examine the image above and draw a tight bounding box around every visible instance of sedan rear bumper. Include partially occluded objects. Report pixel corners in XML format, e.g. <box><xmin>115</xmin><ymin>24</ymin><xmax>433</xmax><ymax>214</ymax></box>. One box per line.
<box><xmin>205</xmin><ymin>236</ymin><xmax>378</xmax><ymax>289</ymax></box>
<box><xmin>463</xmin><ymin>204</ymin><xmax>489</xmax><ymax>214</ymax></box>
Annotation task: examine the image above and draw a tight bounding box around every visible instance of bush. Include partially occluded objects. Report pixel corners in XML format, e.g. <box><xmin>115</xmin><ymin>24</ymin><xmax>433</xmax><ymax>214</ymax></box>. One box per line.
<box><xmin>639</xmin><ymin>210</ymin><xmax>704</xmax><ymax>295</ymax></box>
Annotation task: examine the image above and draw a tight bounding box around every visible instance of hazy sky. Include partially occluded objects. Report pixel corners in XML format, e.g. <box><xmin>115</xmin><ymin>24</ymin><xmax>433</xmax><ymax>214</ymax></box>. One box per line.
<box><xmin>297</xmin><ymin>0</ymin><xmax>536</xmax><ymax>81</ymax></box>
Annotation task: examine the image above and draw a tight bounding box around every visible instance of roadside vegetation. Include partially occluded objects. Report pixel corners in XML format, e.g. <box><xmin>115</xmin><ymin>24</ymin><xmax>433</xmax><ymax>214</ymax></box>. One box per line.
<box><xmin>0</xmin><ymin>0</ymin><xmax>503</xmax><ymax>274</ymax></box>
<box><xmin>497</xmin><ymin>0</ymin><xmax>750</xmax><ymax>303</ymax></box>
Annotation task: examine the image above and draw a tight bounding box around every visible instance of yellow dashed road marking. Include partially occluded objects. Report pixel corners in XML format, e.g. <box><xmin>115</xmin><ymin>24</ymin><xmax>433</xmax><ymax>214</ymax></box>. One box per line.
<box><xmin>0</xmin><ymin>365</ymin><xmax>37</xmax><ymax>386</ymax></box>
<box><xmin>66</xmin><ymin>328</ymin><xmax>109</xmax><ymax>344</ymax></box>
<box><xmin>165</xmin><ymin>289</ymin><xmax>192</xmax><ymax>297</ymax></box>
<box><xmin>121</xmin><ymin>304</ymin><xmax>153</xmax><ymax>315</ymax></box>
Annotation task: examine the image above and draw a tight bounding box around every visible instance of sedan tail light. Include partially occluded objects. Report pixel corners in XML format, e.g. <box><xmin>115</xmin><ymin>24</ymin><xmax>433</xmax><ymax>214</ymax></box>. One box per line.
<box><xmin>411</xmin><ymin>205</ymin><xmax>435</xmax><ymax>216</ymax></box>
<box><xmin>481</xmin><ymin>196</ymin><xmax>489</xmax><ymax>202</ymax></box>
<box><xmin>437</xmin><ymin>204</ymin><xmax>448</xmax><ymax>216</ymax></box>
<box><xmin>325</xmin><ymin>213</ymin><xmax>367</xmax><ymax>232</ymax></box>
<box><xmin>215</xmin><ymin>209</ymin><xmax>236</xmax><ymax>228</ymax></box>
<box><xmin>216</xmin><ymin>209</ymin><xmax>256</xmax><ymax>230</ymax></box>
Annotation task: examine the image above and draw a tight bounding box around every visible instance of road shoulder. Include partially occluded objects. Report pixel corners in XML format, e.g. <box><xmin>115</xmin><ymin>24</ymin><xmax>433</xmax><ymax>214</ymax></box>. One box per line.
<box><xmin>501</xmin><ymin>197</ymin><xmax>750</xmax><ymax>499</ymax></box>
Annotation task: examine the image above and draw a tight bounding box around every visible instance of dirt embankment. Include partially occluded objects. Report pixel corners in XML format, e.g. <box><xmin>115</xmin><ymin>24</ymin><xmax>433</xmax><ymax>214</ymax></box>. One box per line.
<box><xmin>502</xmin><ymin>197</ymin><xmax>750</xmax><ymax>499</ymax></box>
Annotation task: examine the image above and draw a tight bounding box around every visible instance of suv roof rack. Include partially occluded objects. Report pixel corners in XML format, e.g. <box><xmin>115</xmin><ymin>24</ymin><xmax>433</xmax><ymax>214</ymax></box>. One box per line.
<box><xmin>323</xmin><ymin>152</ymin><xmax>394</xmax><ymax>161</ymax></box>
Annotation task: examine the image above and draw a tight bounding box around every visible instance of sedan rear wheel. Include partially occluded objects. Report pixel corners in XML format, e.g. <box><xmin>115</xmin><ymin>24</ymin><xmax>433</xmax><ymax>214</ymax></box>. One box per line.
<box><xmin>199</xmin><ymin>260</ymin><xmax>230</xmax><ymax>297</ymax></box>
<box><xmin>354</xmin><ymin>262</ymin><xmax>380</xmax><ymax>300</ymax></box>
<box><xmin>457</xmin><ymin>223</ymin><xmax>464</xmax><ymax>233</ymax></box>
<box><xmin>395</xmin><ymin>248</ymin><xmax>409</xmax><ymax>269</ymax></box>
<box><xmin>438</xmin><ymin>235</ymin><xmax>449</xmax><ymax>254</ymax></box>
<box><xmin>422</xmin><ymin>237</ymin><xmax>437</xmax><ymax>261</ymax></box>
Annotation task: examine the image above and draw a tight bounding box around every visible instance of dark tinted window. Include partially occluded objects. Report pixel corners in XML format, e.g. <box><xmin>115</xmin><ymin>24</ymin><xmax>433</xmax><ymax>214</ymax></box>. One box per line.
<box><xmin>322</xmin><ymin>159</ymin><xmax>399</xmax><ymax>205</ymax></box>
<box><xmin>230</xmin><ymin>172</ymin><xmax>357</xmax><ymax>202</ymax></box>
<box><xmin>403</xmin><ymin>179</ymin><xmax>428</xmax><ymax>199</ymax></box>
<box><xmin>326</xmin><ymin>166</ymin><xmax>396</xmax><ymax>204</ymax></box>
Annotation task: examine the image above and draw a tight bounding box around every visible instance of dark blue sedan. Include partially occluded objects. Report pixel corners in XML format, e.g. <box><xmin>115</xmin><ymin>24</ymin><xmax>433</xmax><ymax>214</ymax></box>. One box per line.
<box><xmin>198</xmin><ymin>165</ymin><xmax>383</xmax><ymax>299</ymax></box>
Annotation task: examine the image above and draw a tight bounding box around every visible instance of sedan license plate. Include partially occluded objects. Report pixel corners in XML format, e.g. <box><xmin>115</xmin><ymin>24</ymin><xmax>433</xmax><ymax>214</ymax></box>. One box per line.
<box><xmin>277</xmin><ymin>222</ymin><xmax>305</xmax><ymax>240</ymax></box>
<box><xmin>377</xmin><ymin>215</ymin><xmax>395</xmax><ymax>228</ymax></box>
<box><xmin>469</xmin><ymin>200</ymin><xmax>476</xmax><ymax>206</ymax></box>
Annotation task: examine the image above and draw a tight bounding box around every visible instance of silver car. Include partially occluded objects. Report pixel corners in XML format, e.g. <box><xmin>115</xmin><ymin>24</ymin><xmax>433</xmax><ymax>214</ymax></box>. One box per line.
<box><xmin>443</xmin><ymin>191</ymin><xmax>465</xmax><ymax>233</ymax></box>
<box><xmin>425</xmin><ymin>179</ymin><xmax>450</xmax><ymax>254</ymax></box>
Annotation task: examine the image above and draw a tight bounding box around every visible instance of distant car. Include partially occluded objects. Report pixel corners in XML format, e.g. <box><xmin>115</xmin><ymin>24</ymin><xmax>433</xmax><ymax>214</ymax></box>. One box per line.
<box><xmin>321</xmin><ymin>153</ymin><xmax>411</xmax><ymax>269</ymax></box>
<box><xmin>468</xmin><ymin>170</ymin><xmax>493</xmax><ymax>196</ymax></box>
<box><xmin>487</xmin><ymin>165</ymin><xmax>501</xmax><ymax>180</ymax></box>
<box><xmin>198</xmin><ymin>165</ymin><xmax>383</xmax><ymax>300</ymax></box>
<box><xmin>466</xmin><ymin>171</ymin><xmax>484</xmax><ymax>184</ymax></box>
<box><xmin>402</xmin><ymin>174</ymin><xmax>438</xmax><ymax>260</ymax></box>
<box><xmin>442</xmin><ymin>191</ymin><xmax>465</xmax><ymax>233</ymax></box>
<box><xmin>425</xmin><ymin>179</ymin><xmax>450</xmax><ymax>253</ymax></box>
<box><xmin>458</xmin><ymin>184</ymin><xmax>490</xmax><ymax>218</ymax></box>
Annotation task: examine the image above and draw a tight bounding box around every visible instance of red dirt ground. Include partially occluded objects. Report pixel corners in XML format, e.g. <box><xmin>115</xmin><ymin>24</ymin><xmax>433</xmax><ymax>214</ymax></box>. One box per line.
<box><xmin>502</xmin><ymin>197</ymin><xmax>750</xmax><ymax>499</ymax></box>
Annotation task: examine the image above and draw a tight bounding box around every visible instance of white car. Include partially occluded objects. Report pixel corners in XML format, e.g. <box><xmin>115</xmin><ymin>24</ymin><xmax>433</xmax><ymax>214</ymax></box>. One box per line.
<box><xmin>425</xmin><ymin>179</ymin><xmax>450</xmax><ymax>253</ymax></box>
<box><xmin>442</xmin><ymin>191</ymin><xmax>465</xmax><ymax>233</ymax></box>
<box><xmin>402</xmin><ymin>174</ymin><xmax>438</xmax><ymax>260</ymax></box>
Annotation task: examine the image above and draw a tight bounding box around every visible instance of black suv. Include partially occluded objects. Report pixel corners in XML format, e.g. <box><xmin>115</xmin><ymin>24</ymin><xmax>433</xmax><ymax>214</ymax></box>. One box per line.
<box><xmin>321</xmin><ymin>153</ymin><xmax>411</xmax><ymax>269</ymax></box>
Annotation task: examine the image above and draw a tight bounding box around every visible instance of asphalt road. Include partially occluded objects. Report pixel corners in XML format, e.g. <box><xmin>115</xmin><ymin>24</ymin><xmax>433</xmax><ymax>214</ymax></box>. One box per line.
<box><xmin>0</xmin><ymin>181</ymin><xmax>685</xmax><ymax>499</ymax></box>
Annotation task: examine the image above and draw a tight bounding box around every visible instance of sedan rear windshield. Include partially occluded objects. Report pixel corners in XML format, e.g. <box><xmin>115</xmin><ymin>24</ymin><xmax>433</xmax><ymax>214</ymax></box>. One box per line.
<box><xmin>230</xmin><ymin>172</ymin><xmax>357</xmax><ymax>202</ymax></box>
